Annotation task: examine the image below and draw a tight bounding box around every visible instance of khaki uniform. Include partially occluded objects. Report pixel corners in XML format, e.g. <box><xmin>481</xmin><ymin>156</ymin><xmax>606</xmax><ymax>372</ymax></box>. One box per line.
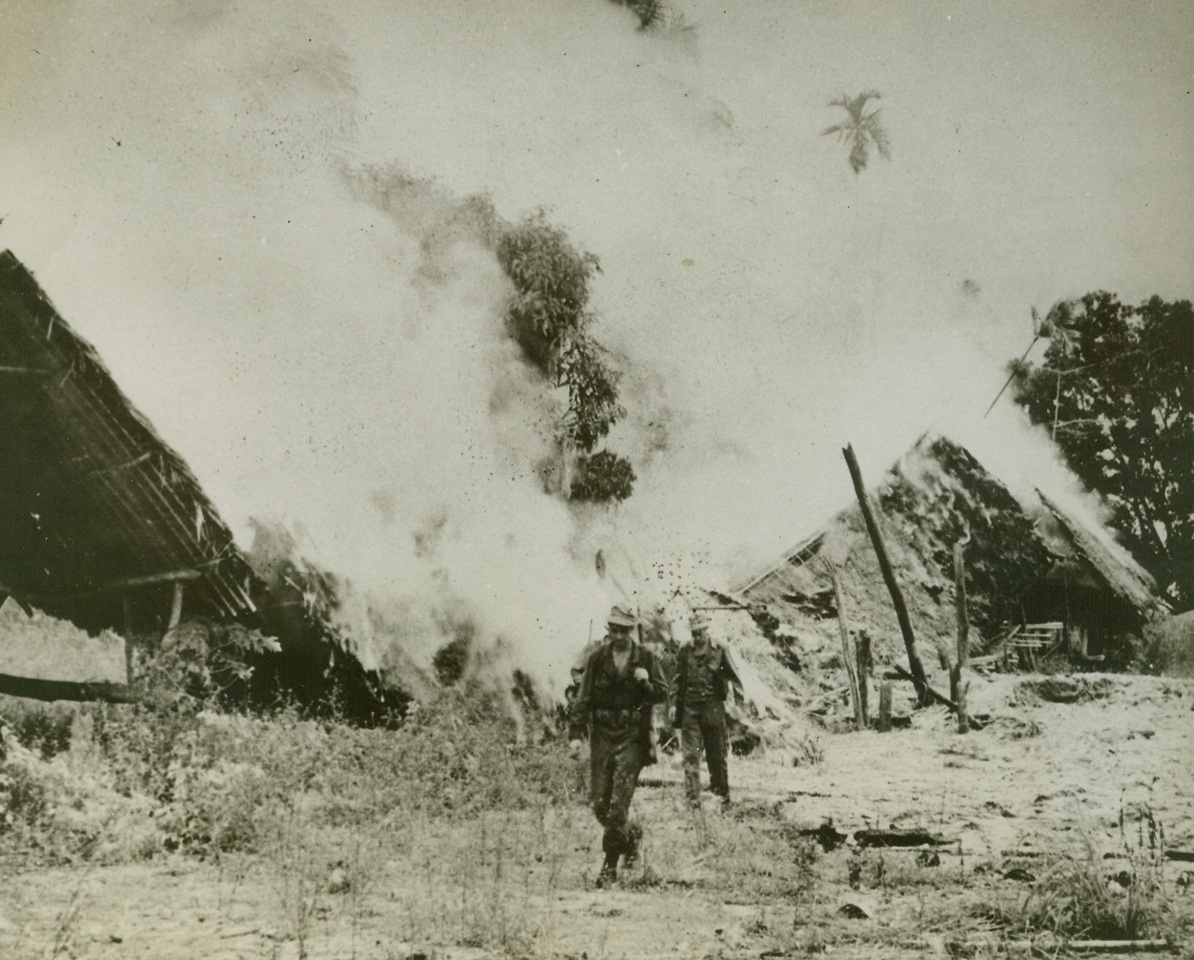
<box><xmin>569</xmin><ymin>639</ymin><xmax>668</xmax><ymax>861</ymax></box>
<box><xmin>673</xmin><ymin>640</ymin><xmax>742</xmax><ymax>806</ymax></box>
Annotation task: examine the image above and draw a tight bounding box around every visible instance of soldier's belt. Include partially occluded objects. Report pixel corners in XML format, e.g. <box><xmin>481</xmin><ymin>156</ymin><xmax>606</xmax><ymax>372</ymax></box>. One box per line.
<box><xmin>593</xmin><ymin>707</ymin><xmax>640</xmax><ymax>726</ymax></box>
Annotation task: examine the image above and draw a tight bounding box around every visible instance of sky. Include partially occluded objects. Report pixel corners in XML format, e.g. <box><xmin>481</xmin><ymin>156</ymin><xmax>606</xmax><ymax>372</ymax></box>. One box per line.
<box><xmin>2</xmin><ymin>0</ymin><xmax>1191</xmax><ymax>687</ymax></box>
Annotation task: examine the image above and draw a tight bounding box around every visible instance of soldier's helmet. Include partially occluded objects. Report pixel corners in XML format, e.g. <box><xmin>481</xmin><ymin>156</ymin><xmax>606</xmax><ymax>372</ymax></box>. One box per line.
<box><xmin>689</xmin><ymin>611</ymin><xmax>712</xmax><ymax>633</ymax></box>
<box><xmin>607</xmin><ymin>603</ymin><xmax>638</xmax><ymax>628</ymax></box>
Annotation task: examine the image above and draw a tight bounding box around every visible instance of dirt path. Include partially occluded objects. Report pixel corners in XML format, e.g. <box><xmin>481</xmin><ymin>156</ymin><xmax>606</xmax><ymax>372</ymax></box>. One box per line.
<box><xmin>2</xmin><ymin>673</ymin><xmax>1191</xmax><ymax>959</ymax></box>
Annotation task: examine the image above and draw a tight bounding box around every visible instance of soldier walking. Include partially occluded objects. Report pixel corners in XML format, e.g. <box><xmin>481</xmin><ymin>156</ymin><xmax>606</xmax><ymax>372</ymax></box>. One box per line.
<box><xmin>673</xmin><ymin>611</ymin><xmax>743</xmax><ymax>810</ymax></box>
<box><xmin>569</xmin><ymin>603</ymin><xmax>668</xmax><ymax>887</ymax></box>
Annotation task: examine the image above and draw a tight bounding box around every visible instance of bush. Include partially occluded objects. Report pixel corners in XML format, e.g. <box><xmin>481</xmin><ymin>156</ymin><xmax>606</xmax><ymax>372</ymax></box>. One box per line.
<box><xmin>1</xmin><ymin>687</ymin><xmax>578</xmax><ymax>865</ymax></box>
<box><xmin>0</xmin><ymin>700</ymin><xmax>75</xmax><ymax>760</ymax></box>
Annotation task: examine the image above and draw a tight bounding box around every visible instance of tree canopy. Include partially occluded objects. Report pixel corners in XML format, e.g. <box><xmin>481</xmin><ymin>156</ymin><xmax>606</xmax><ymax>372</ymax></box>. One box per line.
<box><xmin>822</xmin><ymin>90</ymin><xmax>891</xmax><ymax>176</ymax></box>
<box><xmin>495</xmin><ymin>212</ymin><xmax>634</xmax><ymax>504</ymax></box>
<box><xmin>1010</xmin><ymin>292</ymin><xmax>1194</xmax><ymax>611</ymax></box>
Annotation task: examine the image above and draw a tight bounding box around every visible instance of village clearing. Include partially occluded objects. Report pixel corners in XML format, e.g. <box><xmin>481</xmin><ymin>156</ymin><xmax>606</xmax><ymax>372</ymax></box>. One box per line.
<box><xmin>1</xmin><ymin>670</ymin><xmax>1191</xmax><ymax>960</ymax></box>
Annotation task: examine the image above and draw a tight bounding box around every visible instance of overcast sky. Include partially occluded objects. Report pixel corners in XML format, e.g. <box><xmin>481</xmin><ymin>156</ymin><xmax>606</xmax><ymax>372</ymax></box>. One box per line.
<box><xmin>2</xmin><ymin>0</ymin><xmax>1191</xmax><ymax>679</ymax></box>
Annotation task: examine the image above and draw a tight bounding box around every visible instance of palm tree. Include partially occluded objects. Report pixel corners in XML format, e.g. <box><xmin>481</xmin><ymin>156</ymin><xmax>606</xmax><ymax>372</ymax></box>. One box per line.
<box><xmin>822</xmin><ymin>90</ymin><xmax>891</xmax><ymax>175</ymax></box>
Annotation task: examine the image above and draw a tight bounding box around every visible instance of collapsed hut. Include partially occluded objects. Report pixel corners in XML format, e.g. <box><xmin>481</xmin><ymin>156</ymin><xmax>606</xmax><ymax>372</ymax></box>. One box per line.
<box><xmin>0</xmin><ymin>250</ymin><xmax>395</xmax><ymax>720</ymax></box>
<box><xmin>733</xmin><ymin>434</ymin><xmax>1168</xmax><ymax>672</ymax></box>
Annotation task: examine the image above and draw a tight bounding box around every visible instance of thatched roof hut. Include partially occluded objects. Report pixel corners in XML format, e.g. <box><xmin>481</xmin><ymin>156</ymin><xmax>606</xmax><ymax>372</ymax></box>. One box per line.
<box><xmin>0</xmin><ymin>250</ymin><xmax>256</xmax><ymax>631</ymax></box>
<box><xmin>733</xmin><ymin>434</ymin><xmax>1167</xmax><ymax>666</ymax></box>
<box><xmin>0</xmin><ymin>251</ymin><xmax>394</xmax><ymax>719</ymax></box>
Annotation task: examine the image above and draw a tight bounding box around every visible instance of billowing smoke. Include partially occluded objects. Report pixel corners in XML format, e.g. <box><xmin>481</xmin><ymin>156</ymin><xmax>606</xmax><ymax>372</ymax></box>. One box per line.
<box><xmin>1</xmin><ymin>0</ymin><xmax>1189</xmax><ymax>690</ymax></box>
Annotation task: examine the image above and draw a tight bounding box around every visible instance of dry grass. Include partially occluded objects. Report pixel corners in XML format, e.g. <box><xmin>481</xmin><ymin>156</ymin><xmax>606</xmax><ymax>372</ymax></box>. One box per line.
<box><xmin>4</xmin><ymin>674</ymin><xmax>1193</xmax><ymax>958</ymax></box>
<box><xmin>1015</xmin><ymin>811</ymin><xmax>1177</xmax><ymax>943</ymax></box>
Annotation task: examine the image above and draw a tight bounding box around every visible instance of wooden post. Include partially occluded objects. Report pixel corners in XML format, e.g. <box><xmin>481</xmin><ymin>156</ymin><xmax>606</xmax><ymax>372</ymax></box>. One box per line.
<box><xmin>167</xmin><ymin>581</ymin><xmax>185</xmax><ymax>632</ymax></box>
<box><xmin>122</xmin><ymin>594</ymin><xmax>135</xmax><ymax>686</ymax></box>
<box><xmin>843</xmin><ymin>444</ymin><xmax>931</xmax><ymax>706</ymax></box>
<box><xmin>856</xmin><ymin>630</ymin><xmax>871</xmax><ymax>726</ymax></box>
<box><xmin>953</xmin><ymin>541</ymin><xmax>970</xmax><ymax>733</ymax></box>
<box><xmin>877</xmin><ymin>681</ymin><xmax>893</xmax><ymax>732</ymax></box>
<box><xmin>827</xmin><ymin>562</ymin><xmax>864</xmax><ymax>729</ymax></box>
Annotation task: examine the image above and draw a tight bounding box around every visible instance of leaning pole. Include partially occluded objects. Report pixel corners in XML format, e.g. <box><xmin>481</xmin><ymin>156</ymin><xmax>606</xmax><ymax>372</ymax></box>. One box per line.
<box><xmin>842</xmin><ymin>444</ymin><xmax>932</xmax><ymax>707</ymax></box>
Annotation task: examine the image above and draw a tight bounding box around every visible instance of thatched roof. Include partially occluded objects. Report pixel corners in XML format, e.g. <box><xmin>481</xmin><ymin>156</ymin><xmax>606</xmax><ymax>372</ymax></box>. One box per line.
<box><xmin>1037</xmin><ymin>492</ymin><xmax>1166</xmax><ymax>618</ymax></box>
<box><xmin>0</xmin><ymin>250</ymin><xmax>257</xmax><ymax>628</ymax></box>
<box><xmin>0</xmin><ymin>251</ymin><xmax>402</xmax><ymax>721</ymax></box>
<box><xmin>732</xmin><ymin>434</ymin><xmax>1166</xmax><ymax>660</ymax></box>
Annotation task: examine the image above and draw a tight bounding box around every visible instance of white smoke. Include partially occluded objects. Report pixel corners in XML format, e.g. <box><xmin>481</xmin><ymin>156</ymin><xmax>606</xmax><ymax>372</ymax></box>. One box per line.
<box><xmin>0</xmin><ymin>0</ymin><xmax>1189</xmax><ymax>690</ymax></box>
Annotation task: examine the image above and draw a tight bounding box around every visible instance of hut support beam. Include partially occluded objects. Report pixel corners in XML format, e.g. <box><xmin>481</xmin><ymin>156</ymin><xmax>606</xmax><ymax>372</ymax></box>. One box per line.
<box><xmin>842</xmin><ymin>444</ymin><xmax>931</xmax><ymax>706</ymax></box>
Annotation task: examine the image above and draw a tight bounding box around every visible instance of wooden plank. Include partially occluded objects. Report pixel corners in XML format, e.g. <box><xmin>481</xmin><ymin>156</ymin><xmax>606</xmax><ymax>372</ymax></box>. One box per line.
<box><xmin>0</xmin><ymin>672</ymin><xmax>140</xmax><ymax>704</ymax></box>
<box><xmin>15</xmin><ymin>569</ymin><xmax>202</xmax><ymax>604</ymax></box>
<box><xmin>827</xmin><ymin>563</ymin><xmax>864</xmax><ymax>729</ymax></box>
<box><xmin>855</xmin><ymin>828</ymin><xmax>954</xmax><ymax>848</ymax></box>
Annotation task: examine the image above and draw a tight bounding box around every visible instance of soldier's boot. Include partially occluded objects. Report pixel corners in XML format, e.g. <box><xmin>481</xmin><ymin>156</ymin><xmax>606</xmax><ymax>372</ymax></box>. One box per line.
<box><xmin>596</xmin><ymin>830</ymin><xmax>622</xmax><ymax>888</ymax></box>
<box><xmin>595</xmin><ymin>852</ymin><xmax>619</xmax><ymax>888</ymax></box>
<box><xmin>622</xmin><ymin>822</ymin><xmax>643</xmax><ymax>872</ymax></box>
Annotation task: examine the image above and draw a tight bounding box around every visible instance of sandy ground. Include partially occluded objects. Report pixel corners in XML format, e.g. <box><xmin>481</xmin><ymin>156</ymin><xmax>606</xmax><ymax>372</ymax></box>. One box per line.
<box><xmin>1</xmin><ymin>672</ymin><xmax>1192</xmax><ymax>960</ymax></box>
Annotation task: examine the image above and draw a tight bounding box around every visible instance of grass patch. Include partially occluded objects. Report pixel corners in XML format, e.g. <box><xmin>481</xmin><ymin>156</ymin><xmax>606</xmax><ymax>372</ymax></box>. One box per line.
<box><xmin>1002</xmin><ymin>809</ymin><xmax>1183</xmax><ymax>944</ymax></box>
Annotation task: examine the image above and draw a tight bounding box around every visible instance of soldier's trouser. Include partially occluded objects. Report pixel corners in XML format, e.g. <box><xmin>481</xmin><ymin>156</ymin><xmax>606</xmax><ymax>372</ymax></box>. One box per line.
<box><xmin>681</xmin><ymin>700</ymin><xmax>729</xmax><ymax>804</ymax></box>
<box><xmin>590</xmin><ymin>723</ymin><xmax>644</xmax><ymax>858</ymax></box>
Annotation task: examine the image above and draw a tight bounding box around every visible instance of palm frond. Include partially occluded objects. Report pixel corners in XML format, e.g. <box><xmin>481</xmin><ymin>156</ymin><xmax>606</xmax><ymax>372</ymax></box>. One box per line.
<box><xmin>823</xmin><ymin>89</ymin><xmax>891</xmax><ymax>174</ymax></box>
<box><xmin>868</xmin><ymin>120</ymin><xmax>892</xmax><ymax>159</ymax></box>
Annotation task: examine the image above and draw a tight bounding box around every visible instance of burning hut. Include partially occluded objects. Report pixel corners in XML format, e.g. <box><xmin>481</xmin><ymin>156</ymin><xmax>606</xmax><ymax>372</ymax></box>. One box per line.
<box><xmin>733</xmin><ymin>434</ymin><xmax>1167</xmax><ymax>670</ymax></box>
<box><xmin>0</xmin><ymin>250</ymin><xmax>393</xmax><ymax>719</ymax></box>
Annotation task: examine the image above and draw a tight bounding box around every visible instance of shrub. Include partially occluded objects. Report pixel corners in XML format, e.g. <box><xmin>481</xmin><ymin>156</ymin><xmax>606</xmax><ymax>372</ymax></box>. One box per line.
<box><xmin>0</xmin><ymin>699</ymin><xmax>75</xmax><ymax>759</ymax></box>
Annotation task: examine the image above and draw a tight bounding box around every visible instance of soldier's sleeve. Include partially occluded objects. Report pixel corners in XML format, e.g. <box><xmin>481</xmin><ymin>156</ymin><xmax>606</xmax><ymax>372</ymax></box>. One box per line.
<box><xmin>564</xmin><ymin>644</ymin><xmax>589</xmax><ymax>702</ymax></box>
<box><xmin>568</xmin><ymin>650</ymin><xmax>597</xmax><ymax>741</ymax></box>
<box><xmin>721</xmin><ymin>646</ymin><xmax>745</xmax><ymax>700</ymax></box>
<box><xmin>643</xmin><ymin>650</ymin><xmax>669</xmax><ymax>705</ymax></box>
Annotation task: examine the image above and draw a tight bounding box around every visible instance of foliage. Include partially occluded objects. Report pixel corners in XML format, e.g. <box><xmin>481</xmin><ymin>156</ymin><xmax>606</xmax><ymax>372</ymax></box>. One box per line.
<box><xmin>495</xmin><ymin>211</ymin><xmax>632</xmax><ymax>501</ymax></box>
<box><xmin>822</xmin><ymin>90</ymin><xmax>891</xmax><ymax>175</ymax></box>
<box><xmin>556</xmin><ymin>335</ymin><xmax>624</xmax><ymax>452</ymax></box>
<box><xmin>1016</xmin><ymin>810</ymin><xmax>1174</xmax><ymax>941</ymax></box>
<box><xmin>0</xmin><ymin>699</ymin><xmax>74</xmax><ymax>760</ymax></box>
<box><xmin>150</xmin><ymin>620</ymin><xmax>281</xmax><ymax>706</ymax></box>
<box><xmin>1010</xmin><ymin>293</ymin><xmax>1194</xmax><ymax>610</ymax></box>
<box><xmin>496</xmin><ymin>214</ymin><xmax>600</xmax><ymax>375</ymax></box>
<box><xmin>0</xmin><ymin>689</ymin><xmax>579</xmax><ymax>865</ymax></box>
<box><xmin>570</xmin><ymin>449</ymin><xmax>637</xmax><ymax>503</ymax></box>
<box><xmin>609</xmin><ymin>0</ymin><xmax>695</xmax><ymax>36</ymax></box>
